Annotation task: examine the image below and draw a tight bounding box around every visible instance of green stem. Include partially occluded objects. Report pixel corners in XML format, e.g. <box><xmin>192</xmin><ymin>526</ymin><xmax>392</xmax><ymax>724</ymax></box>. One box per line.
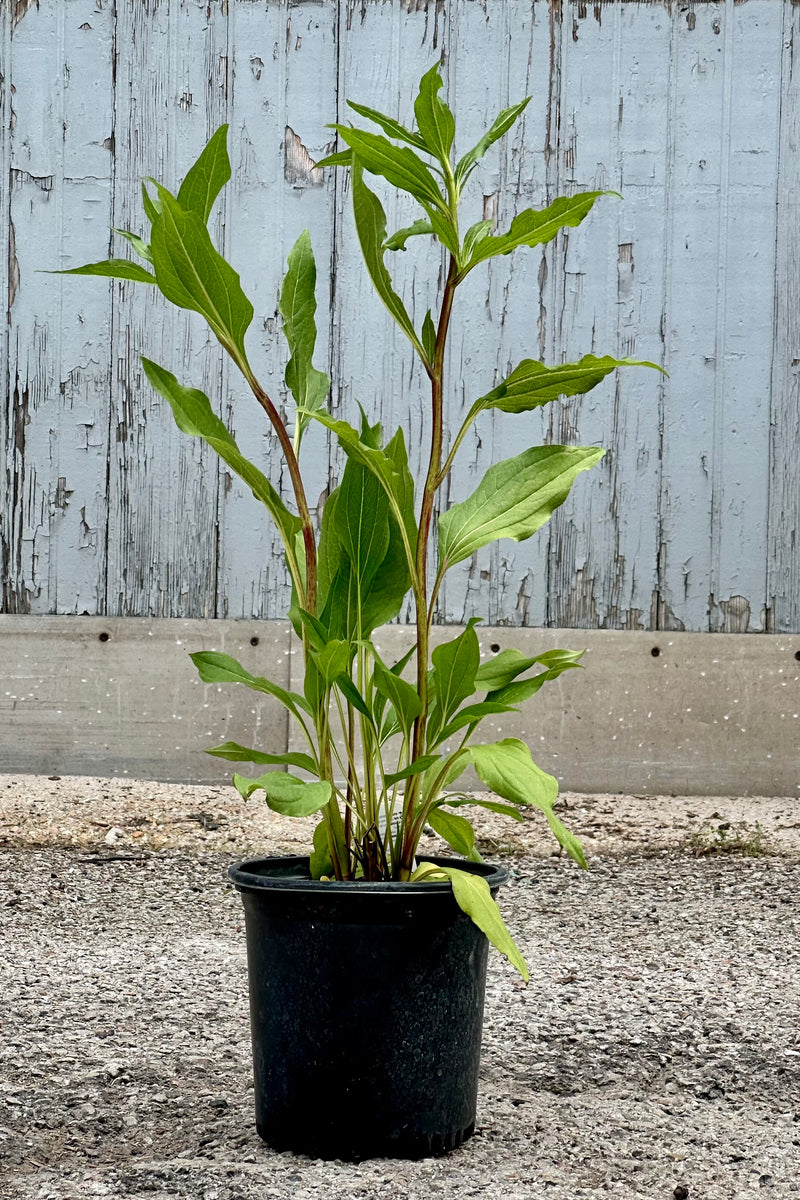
<box><xmin>398</xmin><ymin>254</ymin><xmax>459</xmax><ymax>877</ymax></box>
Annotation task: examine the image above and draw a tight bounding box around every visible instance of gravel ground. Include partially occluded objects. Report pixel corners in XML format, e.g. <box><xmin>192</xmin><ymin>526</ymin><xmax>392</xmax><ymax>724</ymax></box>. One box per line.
<box><xmin>1</xmin><ymin>775</ymin><xmax>799</xmax><ymax>1200</ymax></box>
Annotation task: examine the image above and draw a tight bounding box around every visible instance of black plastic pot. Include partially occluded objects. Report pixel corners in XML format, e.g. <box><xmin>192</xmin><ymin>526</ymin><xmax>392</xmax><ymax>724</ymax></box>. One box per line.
<box><xmin>228</xmin><ymin>854</ymin><xmax>507</xmax><ymax>1160</ymax></box>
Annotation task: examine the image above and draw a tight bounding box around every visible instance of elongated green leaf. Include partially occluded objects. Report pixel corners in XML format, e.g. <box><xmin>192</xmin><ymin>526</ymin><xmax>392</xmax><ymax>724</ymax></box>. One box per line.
<box><xmin>177</xmin><ymin>124</ymin><xmax>231</xmax><ymax>223</ymax></box>
<box><xmin>141</xmin><ymin>358</ymin><xmax>302</xmax><ymax>553</ymax></box>
<box><xmin>204</xmin><ymin>742</ymin><xmax>318</xmax><ymax>774</ymax></box>
<box><xmin>312</xmin><ymin>639</ymin><xmax>353</xmax><ymax>688</ymax></box>
<box><xmin>373</xmin><ymin>657</ymin><xmax>421</xmax><ymax>737</ymax></box>
<box><xmin>478</xmin><ymin>354</ymin><xmax>664</xmax><ymax>416</ymax></box>
<box><xmin>314</xmin><ymin>149</ymin><xmax>353</xmax><ymax>169</ymax></box>
<box><xmin>114</xmin><ymin>229</ymin><xmax>153</xmax><ymax>263</ymax></box>
<box><xmin>454</xmin><ymin>97</ymin><xmax>530</xmax><ymax>191</ymax></box>
<box><xmin>434</xmin><ymin>700</ymin><xmax>519</xmax><ymax>747</ymax></box>
<box><xmin>336</xmin><ymin>674</ymin><xmax>375</xmax><ymax>725</ymax></box>
<box><xmin>427</xmin><ymin>807</ymin><xmax>482</xmax><ymax>861</ymax></box>
<box><xmin>310</xmin><ymin>819</ymin><xmax>334</xmax><ymax>879</ymax></box>
<box><xmin>414</xmin><ymin>65</ymin><xmax>455</xmax><ymax>165</ymax></box>
<box><xmin>346</xmin><ymin>100</ymin><xmax>428</xmax><ymax>151</ymax></box>
<box><xmin>349</xmin><ymin>159</ymin><xmax>426</xmax><ymax>359</ymax></box>
<box><xmin>52</xmin><ymin>259</ymin><xmax>156</xmax><ymax>284</ymax></box>
<box><xmin>279</xmin><ymin>230</ymin><xmax>330</xmax><ymax>435</ymax></box>
<box><xmin>384</xmin><ymin>219</ymin><xmax>434</xmax><ymax>252</ymax></box>
<box><xmin>488</xmin><ymin>664</ymin><xmax>582</xmax><ymax>706</ymax></box>
<box><xmin>233</xmin><ymin>771</ymin><xmax>332</xmax><ymax>817</ymax></box>
<box><xmin>142</xmin><ymin>181</ymin><xmax>160</xmax><ymax>224</ymax></box>
<box><xmin>465</xmin><ymin>192</ymin><xmax>611</xmax><ymax>271</ymax></box>
<box><xmin>421</xmin><ymin>310</ymin><xmax>436</xmax><ymax>362</ymax></box>
<box><xmin>445</xmin><ymin>797</ymin><xmax>525</xmax><ymax>822</ymax></box>
<box><xmin>468</xmin><ymin>738</ymin><xmax>586</xmax><ymax>867</ymax></box>
<box><xmin>462</xmin><ymin>219</ymin><xmax>493</xmax><ymax>263</ymax></box>
<box><xmin>422</xmin><ymin>749</ymin><xmax>471</xmax><ymax>798</ymax></box>
<box><xmin>149</xmin><ymin>187</ymin><xmax>253</xmax><ymax>361</ymax></box>
<box><xmin>384</xmin><ymin>755</ymin><xmax>440</xmax><ymax>787</ymax></box>
<box><xmin>423</xmin><ymin>204</ymin><xmax>461</xmax><ymax>258</ymax></box>
<box><xmin>413</xmin><ymin>863</ymin><xmax>528</xmax><ymax>981</ymax></box>
<box><xmin>439</xmin><ymin>444</ymin><xmax>604</xmax><ymax>567</ymax></box>
<box><xmin>333</xmin><ymin>125</ymin><xmax>444</xmax><ymax>209</ymax></box>
<box><xmin>475</xmin><ymin>647</ymin><xmax>584</xmax><ymax>691</ymax></box>
<box><xmin>429</xmin><ymin>621</ymin><xmax>480</xmax><ymax>738</ymax></box>
<box><xmin>190</xmin><ymin>650</ymin><xmax>311</xmax><ymax>721</ymax></box>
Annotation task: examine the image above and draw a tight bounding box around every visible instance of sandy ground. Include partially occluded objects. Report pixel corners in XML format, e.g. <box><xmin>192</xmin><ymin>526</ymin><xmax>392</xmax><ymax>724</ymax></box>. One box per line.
<box><xmin>1</xmin><ymin>775</ymin><xmax>799</xmax><ymax>1199</ymax></box>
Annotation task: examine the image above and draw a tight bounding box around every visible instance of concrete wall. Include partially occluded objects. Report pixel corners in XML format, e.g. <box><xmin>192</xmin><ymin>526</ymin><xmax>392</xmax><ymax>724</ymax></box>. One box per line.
<box><xmin>2</xmin><ymin>0</ymin><xmax>798</xmax><ymax>634</ymax></box>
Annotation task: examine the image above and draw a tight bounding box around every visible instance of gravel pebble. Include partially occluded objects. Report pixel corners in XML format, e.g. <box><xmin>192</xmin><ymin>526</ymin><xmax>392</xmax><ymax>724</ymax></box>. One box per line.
<box><xmin>1</xmin><ymin>776</ymin><xmax>799</xmax><ymax>1199</ymax></box>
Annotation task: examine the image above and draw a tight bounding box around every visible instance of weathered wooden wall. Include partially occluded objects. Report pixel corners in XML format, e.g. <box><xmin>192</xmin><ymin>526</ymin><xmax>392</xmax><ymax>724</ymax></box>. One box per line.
<box><xmin>2</xmin><ymin>0</ymin><xmax>799</xmax><ymax>633</ymax></box>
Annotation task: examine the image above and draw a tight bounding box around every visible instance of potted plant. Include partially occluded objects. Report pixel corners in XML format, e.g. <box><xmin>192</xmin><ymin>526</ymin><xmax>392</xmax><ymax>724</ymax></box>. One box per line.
<box><xmin>56</xmin><ymin>66</ymin><xmax>659</xmax><ymax>1160</ymax></box>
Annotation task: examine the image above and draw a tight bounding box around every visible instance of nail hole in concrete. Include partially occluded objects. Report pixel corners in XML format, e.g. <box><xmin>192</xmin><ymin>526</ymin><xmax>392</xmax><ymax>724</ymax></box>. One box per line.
<box><xmin>795</xmin><ymin>650</ymin><xmax>800</xmax><ymax>662</ymax></box>
<box><xmin>490</xmin><ymin>642</ymin><xmax>501</xmax><ymax>653</ymax></box>
<box><xmin>250</xmin><ymin>636</ymin><xmax>260</xmax><ymax>646</ymax></box>
<box><xmin>651</xmin><ymin>646</ymin><xmax>660</xmax><ymax>657</ymax></box>
<box><xmin>98</xmin><ymin>631</ymin><xmax>110</xmax><ymax>643</ymax></box>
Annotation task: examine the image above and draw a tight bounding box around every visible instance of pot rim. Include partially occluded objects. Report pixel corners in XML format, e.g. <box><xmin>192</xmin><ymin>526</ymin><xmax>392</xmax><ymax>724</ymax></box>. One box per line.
<box><xmin>228</xmin><ymin>853</ymin><xmax>508</xmax><ymax>894</ymax></box>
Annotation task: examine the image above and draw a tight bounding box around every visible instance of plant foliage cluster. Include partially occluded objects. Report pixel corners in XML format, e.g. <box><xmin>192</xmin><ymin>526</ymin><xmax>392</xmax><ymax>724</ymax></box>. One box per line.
<box><xmin>60</xmin><ymin>68</ymin><xmax>660</xmax><ymax>977</ymax></box>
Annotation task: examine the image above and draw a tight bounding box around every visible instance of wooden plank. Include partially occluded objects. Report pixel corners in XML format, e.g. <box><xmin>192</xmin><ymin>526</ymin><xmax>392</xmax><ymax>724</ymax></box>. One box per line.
<box><xmin>220</xmin><ymin>0</ymin><xmax>338</xmax><ymax>620</ymax></box>
<box><xmin>331</xmin><ymin>0</ymin><xmax>441</xmax><ymax>628</ymax></box>
<box><xmin>545</xmin><ymin>1</ymin><xmax>671</xmax><ymax>631</ymax></box>
<box><xmin>0</xmin><ymin>616</ymin><xmax>292</xmax><ymax>783</ymax></box>
<box><xmin>3</xmin><ymin>1</ymin><xmax>115</xmax><ymax>614</ymax></box>
<box><xmin>104</xmin><ymin>0</ymin><xmax>230</xmax><ymax>618</ymax></box>
<box><xmin>441</xmin><ymin>0</ymin><xmax>553</xmax><ymax>628</ymax></box>
<box><xmin>767</xmin><ymin>0</ymin><xmax>800</xmax><ymax>635</ymax></box>
<box><xmin>707</xmin><ymin>1</ymin><xmax>782</xmax><ymax>632</ymax></box>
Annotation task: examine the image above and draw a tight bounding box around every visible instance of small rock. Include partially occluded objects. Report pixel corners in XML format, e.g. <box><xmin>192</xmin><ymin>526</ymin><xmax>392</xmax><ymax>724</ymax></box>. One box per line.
<box><xmin>104</xmin><ymin>827</ymin><xmax>125</xmax><ymax>846</ymax></box>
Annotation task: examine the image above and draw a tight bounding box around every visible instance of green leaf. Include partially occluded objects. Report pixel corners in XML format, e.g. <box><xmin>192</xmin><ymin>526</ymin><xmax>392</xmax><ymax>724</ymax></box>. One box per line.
<box><xmin>332</xmin><ymin>125</ymin><xmax>444</xmax><ymax>209</ymax></box>
<box><xmin>140</xmin><ymin>358</ymin><xmax>302</xmax><ymax>554</ymax></box>
<box><xmin>384</xmin><ymin>755</ymin><xmax>440</xmax><ymax>787</ymax></box>
<box><xmin>427</xmin><ymin>807</ymin><xmax>482</xmax><ymax>861</ymax></box>
<box><xmin>373</xmin><ymin>657</ymin><xmax>421</xmax><ymax>737</ymax></box>
<box><xmin>454</xmin><ymin>97</ymin><xmax>530</xmax><ymax>191</ymax></box>
<box><xmin>349</xmin><ymin>158</ymin><xmax>426</xmax><ymax>358</ymax></box>
<box><xmin>468</xmin><ymin>738</ymin><xmax>586</xmax><ymax>868</ymax></box>
<box><xmin>434</xmin><ymin>700</ymin><xmax>520</xmax><ymax>747</ymax></box>
<box><xmin>177</xmin><ymin>124</ymin><xmax>231</xmax><ymax>224</ymax></box>
<box><xmin>445</xmin><ymin>796</ymin><xmax>526</xmax><ymax>822</ymax></box>
<box><xmin>279</xmin><ymin>230</ymin><xmax>330</xmax><ymax>436</ymax></box>
<box><xmin>142</xmin><ymin>181</ymin><xmax>160</xmax><ymax>224</ymax></box>
<box><xmin>149</xmin><ymin>186</ymin><xmax>253</xmax><ymax>361</ymax></box>
<box><xmin>488</xmin><ymin>664</ymin><xmax>582</xmax><ymax>706</ymax></box>
<box><xmin>421</xmin><ymin>309</ymin><xmax>436</xmax><ymax>362</ymax></box>
<box><xmin>439</xmin><ymin>444</ymin><xmax>605</xmax><ymax>567</ymax></box>
<box><xmin>423</xmin><ymin>204</ymin><xmax>461</xmax><ymax>258</ymax></box>
<box><xmin>335</xmin><ymin>674</ymin><xmax>375</xmax><ymax>725</ymax></box>
<box><xmin>384</xmin><ymin>218</ymin><xmax>434</xmax><ymax>252</ymax></box>
<box><xmin>429</xmin><ymin>621</ymin><xmax>481</xmax><ymax>737</ymax></box>
<box><xmin>316</xmin><ymin>422</ymin><xmax>413</xmax><ymax>641</ymax></box>
<box><xmin>310</xmin><ymin>819</ymin><xmax>334</xmax><ymax>879</ymax></box>
<box><xmin>413</xmin><ymin>65</ymin><xmax>455</xmax><ymax>165</ymax></box>
<box><xmin>204</xmin><ymin>741</ymin><xmax>317</xmax><ymax>774</ymax></box>
<box><xmin>346</xmin><ymin>100</ymin><xmax>428</xmax><ymax>151</ymax></box>
<box><xmin>478</xmin><ymin>354</ymin><xmax>664</xmax><ymax>417</ymax></box>
<box><xmin>464</xmin><ymin>192</ymin><xmax>612</xmax><ymax>271</ymax></box>
<box><xmin>51</xmin><ymin>259</ymin><xmax>156</xmax><ymax>284</ymax></box>
<box><xmin>233</xmin><ymin>771</ymin><xmax>332</xmax><ymax>817</ymax></box>
<box><xmin>312</xmin><ymin>639</ymin><xmax>353</xmax><ymax>688</ymax></box>
<box><xmin>314</xmin><ymin>149</ymin><xmax>353</xmax><ymax>169</ymax></box>
<box><xmin>190</xmin><ymin>650</ymin><xmax>311</xmax><ymax>722</ymax></box>
<box><xmin>416</xmin><ymin>864</ymin><xmax>528</xmax><ymax>981</ymax></box>
<box><xmin>476</xmin><ymin>647</ymin><xmax>584</xmax><ymax>691</ymax></box>
<box><xmin>461</xmin><ymin>219</ymin><xmax>493</xmax><ymax>263</ymax></box>
<box><xmin>114</xmin><ymin>229</ymin><xmax>153</xmax><ymax>264</ymax></box>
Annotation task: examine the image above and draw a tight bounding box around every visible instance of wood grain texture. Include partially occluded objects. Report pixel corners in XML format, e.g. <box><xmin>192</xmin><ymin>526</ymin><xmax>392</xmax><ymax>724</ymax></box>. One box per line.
<box><xmin>1</xmin><ymin>0</ymin><xmax>798</xmax><ymax>633</ymax></box>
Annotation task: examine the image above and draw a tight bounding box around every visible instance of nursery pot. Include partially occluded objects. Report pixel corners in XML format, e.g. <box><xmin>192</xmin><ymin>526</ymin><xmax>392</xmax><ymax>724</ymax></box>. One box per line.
<box><xmin>228</xmin><ymin>854</ymin><xmax>508</xmax><ymax>1160</ymax></box>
